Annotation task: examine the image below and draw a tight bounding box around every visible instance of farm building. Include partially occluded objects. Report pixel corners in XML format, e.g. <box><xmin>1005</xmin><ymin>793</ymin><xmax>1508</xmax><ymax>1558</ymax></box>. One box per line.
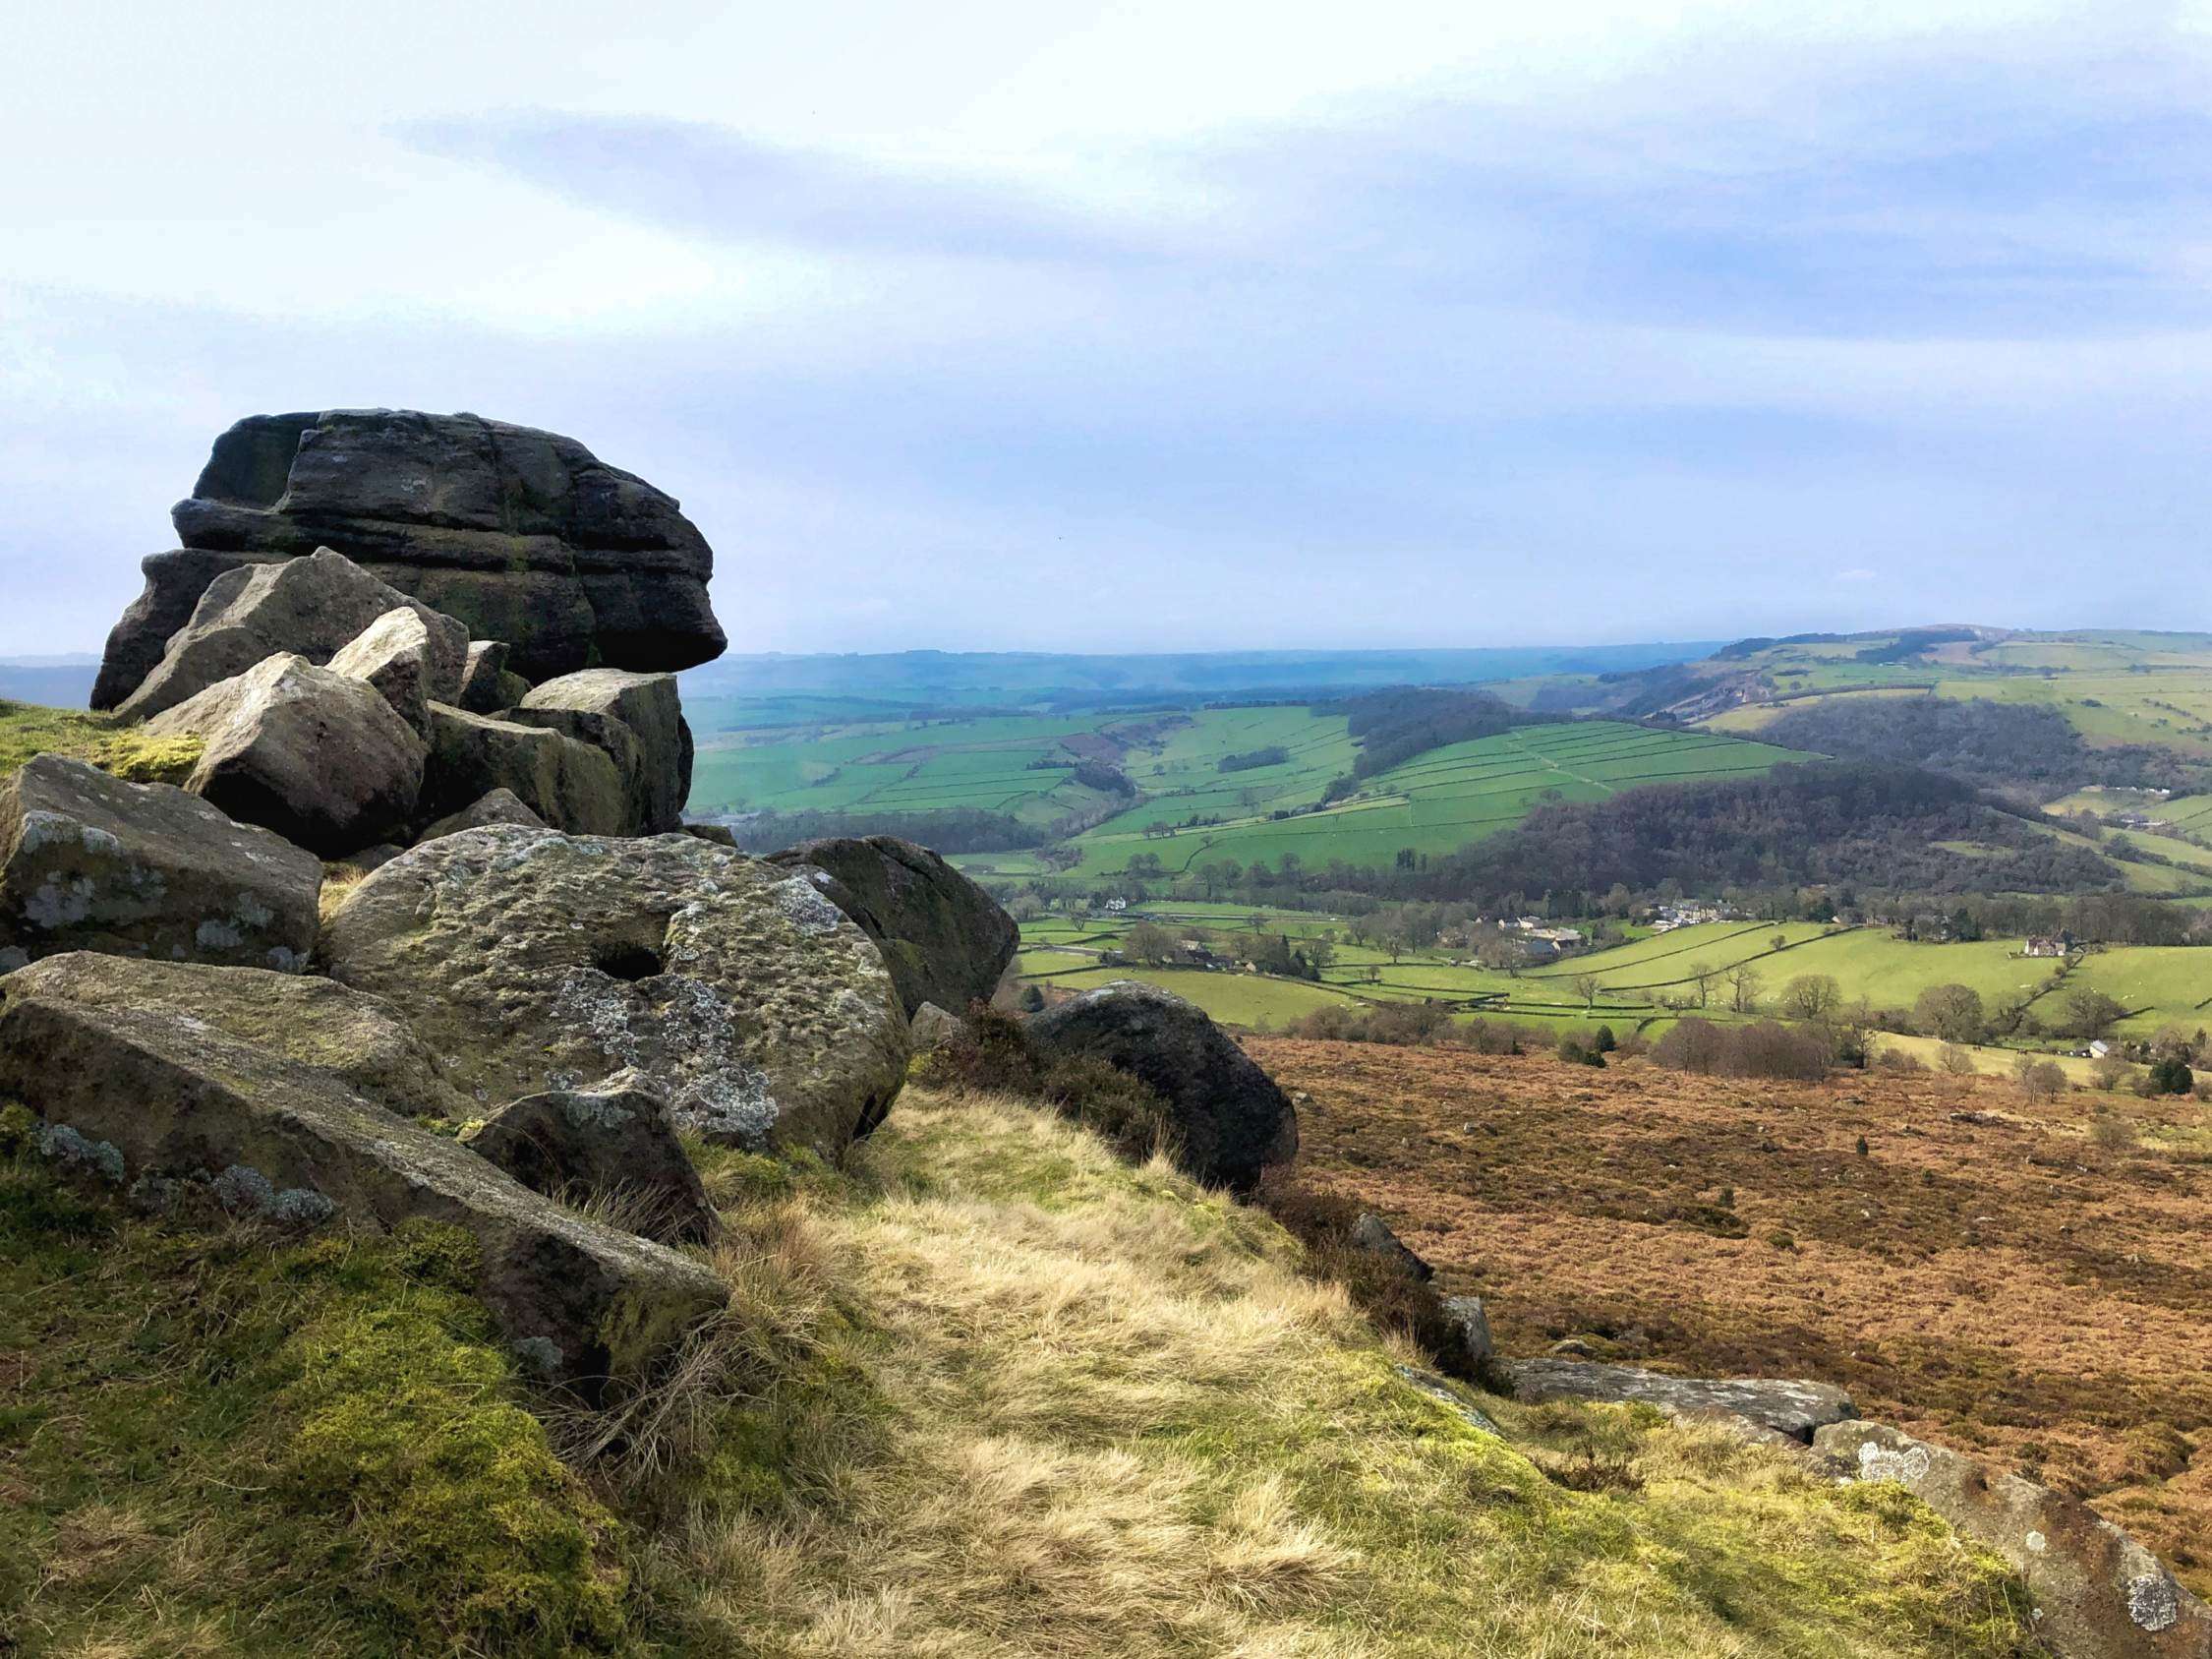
<box><xmin>2024</xmin><ymin>936</ymin><xmax>2065</xmax><ymax>958</ymax></box>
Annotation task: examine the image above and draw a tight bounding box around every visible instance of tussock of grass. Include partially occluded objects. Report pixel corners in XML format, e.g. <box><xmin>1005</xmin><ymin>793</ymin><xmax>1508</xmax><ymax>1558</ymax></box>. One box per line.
<box><xmin>633</xmin><ymin>1091</ymin><xmax>2033</xmax><ymax>1657</ymax></box>
<box><xmin>0</xmin><ymin>699</ymin><xmax>203</xmax><ymax>786</ymax></box>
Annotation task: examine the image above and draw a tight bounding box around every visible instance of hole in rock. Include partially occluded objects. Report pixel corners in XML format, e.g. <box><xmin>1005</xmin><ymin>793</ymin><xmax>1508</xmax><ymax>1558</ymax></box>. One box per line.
<box><xmin>594</xmin><ymin>943</ymin><xmax>665</xmax><ymax>981</ymax></box>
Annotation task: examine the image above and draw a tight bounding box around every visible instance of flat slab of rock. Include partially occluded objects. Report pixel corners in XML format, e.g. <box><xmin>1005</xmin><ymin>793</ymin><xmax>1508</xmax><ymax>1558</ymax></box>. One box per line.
<box><xmin>145</xmin><ymin>654</ymin><xmax>425</xmax><ymax>856</ymax></box>
<box><xmin>0</xmin><ymin>953</ymin><xmax>727</xmax><ymax>1385</ymax></box>
<box><xmin>148</xmin><ymin>410</ymin><xmax>725</xmax><ymax>682</ymax></box>
<box><xmin>520</xmin><ymin>669</ymin><xmax>692</xmax><ymax>835</ymax></box>
<box><xmin>0</xmin><ymin>754</ymin><xmax>320</xmax><ymax>974</ymax></box>
<box><xmin>1818</xmin><ymin>1421</ymin><xmax>2212</xmax><ymax>1658</ymax></box>
<box><xmin>420</xmin><ymin>703</ymin><xmax>626</xmax><ymax>836</ymax></box>
<box><xmin>768</xmin><ymin>836</ymin><xmax>1019</xmax><ymax>1019</ymax></box>
<box><xmin>115</xmin><ymin>547</ymin><xmax>466</xmax><ymax>721</ymax></box>
<box><xmin>321</xmin><ymin>827</ymin><xmax>907</xmax><ymax>1155</ymax></box>
<box><xmin>462</xmin><ymin>1070</ymin><xmax>715</xmax><ymax>1247</ymax></box>
<box><xmin>1025</xmin><ymin>980</ymin><xmax>1297</xmax><ymax>1191</ymax></box>
<box><xmin>1503</xmin><ymin>1358</ymin><xmax>1855</xmax><ymax>1445</ymax></box>
<box><xmin>90</xmin><ymin>548</ymin><xmax>280</xmax><ymax>711</ymax></box>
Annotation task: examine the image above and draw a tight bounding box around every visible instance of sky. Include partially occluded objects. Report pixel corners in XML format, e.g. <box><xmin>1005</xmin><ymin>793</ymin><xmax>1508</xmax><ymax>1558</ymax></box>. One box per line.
<box><xmin>5</xmin><ymin>0</ymin><xmax>2211</xmax><ymax>659</ymax></box>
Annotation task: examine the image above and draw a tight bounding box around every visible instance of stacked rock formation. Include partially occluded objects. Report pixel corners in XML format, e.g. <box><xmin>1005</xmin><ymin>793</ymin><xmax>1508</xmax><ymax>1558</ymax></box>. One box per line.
<box><xmin>92</xmin><ymin>408</ymin><xmax>726</xmax><ymax>705</ymax></box>
<box><xmin>0</xmin><ymin>407</ymin><xmax>1019</xmax><ymax>1393</ymax></box>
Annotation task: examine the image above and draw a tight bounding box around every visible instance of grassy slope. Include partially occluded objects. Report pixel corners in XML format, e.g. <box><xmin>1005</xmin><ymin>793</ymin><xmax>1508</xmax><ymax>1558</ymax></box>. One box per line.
<box><xmin>0</xmin><ymin>1092</ymin><xmax>2032</xmax><ymax>1657</ymax></box>
<box><xmin>0</xmin><ymin>700</ymin><xmax>203</xmax><ymax>785</ymax></box>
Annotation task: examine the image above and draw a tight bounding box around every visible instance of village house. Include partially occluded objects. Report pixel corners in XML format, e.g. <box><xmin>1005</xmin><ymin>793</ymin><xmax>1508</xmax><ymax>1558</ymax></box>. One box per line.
<box><xmin>2024</xmin><ymin>935</ymin><xmax>2065</xmax><ymax>959</ymax></box>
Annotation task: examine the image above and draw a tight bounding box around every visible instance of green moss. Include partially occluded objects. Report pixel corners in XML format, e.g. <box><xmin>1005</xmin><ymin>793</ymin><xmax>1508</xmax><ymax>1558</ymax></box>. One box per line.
<box><xmin>0</xmin><ymin>698</ymin><xmax>203</xmax><ymax>785</ymax></box>
<box><xmin>0</xmin><ymin>1161</ymin><xmax>632</xmax><ymax>1656</ymax></box>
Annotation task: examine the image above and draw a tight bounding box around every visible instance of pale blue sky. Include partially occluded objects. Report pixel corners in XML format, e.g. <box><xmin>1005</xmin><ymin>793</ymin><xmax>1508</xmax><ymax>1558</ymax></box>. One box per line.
<box><xmin>4</xmin><ymin>0</ymin><xmax>2210</xmax><ymax>657</ymax></box>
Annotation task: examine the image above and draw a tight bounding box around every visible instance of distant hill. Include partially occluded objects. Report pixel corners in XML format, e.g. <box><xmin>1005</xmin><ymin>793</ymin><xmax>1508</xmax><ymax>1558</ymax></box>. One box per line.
<box><xmin>0</xmin><ymin>656</ymin><xmax>98</xmax><ymax>709</ymax></box>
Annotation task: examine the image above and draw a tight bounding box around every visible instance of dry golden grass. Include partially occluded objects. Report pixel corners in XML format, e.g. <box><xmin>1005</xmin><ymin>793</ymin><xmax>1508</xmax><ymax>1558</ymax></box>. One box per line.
<box><xmin>638</xmin><ymin>1089</ymin><xmax>2033</xmax><ymax>1658</ymax></box>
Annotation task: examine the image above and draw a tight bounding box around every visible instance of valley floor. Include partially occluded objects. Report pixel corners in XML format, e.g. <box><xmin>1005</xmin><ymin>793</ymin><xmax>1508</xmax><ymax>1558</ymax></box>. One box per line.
<box><xmin>1255</xmin><ymin>1037</ymin><xmax>2212</xmax><ymax>1597</ymax></box>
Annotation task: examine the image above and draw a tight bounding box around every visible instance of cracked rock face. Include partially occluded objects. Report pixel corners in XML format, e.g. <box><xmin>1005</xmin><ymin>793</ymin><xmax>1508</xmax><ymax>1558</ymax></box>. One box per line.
<box><xmin>320</xmin><ymin>827</ymin><xmax>907</xmax><ymax>1155</ymax></box>
<box><xmin>0</xmin><ymin>754</ymin><xmax>320</xmax><ymax>974</ymax></box>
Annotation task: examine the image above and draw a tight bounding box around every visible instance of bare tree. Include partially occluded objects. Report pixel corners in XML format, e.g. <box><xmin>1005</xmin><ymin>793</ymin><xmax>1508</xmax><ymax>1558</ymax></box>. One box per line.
<box><xmin>1571</xmin><ymin>973</ymin><xmax>1601</xmax><ymax>1010</ymax></box>
<box><xmin>1725</xmin><ymin>964</ymin><xmax>1763</xmax><ymax>1014</ymax></box>
<box><xmin>1780</xmin><ymin>974</ymin><xmax>1841</xmax><ymax>1022</ymax></box>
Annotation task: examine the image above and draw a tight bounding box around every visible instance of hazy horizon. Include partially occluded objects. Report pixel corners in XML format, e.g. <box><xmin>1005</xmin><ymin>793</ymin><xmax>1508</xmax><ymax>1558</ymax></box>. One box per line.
<box><xmin>10</xmin><ymin>1</ymin><xmax>2212</xmax><ymax>660</ymax></box>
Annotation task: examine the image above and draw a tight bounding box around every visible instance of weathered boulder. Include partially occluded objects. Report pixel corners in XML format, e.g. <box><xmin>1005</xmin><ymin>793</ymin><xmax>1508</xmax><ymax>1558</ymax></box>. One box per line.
<box><xmin>89</xmin><ymin>548</ymin><xmax>279</xmax><ymax>710</ymax></box>
<box><xmin>1025</xmin><ymin>981</ymin><xmax>1297</xmax><ymax>1191</ymax></box>
<box><xmin>1440</xmin><ymin>1295</ymin><xmax>1494</xmax><ymax>1374</ymax></box>
<box><xmin>499</xmin><ymin>707</ymin><xmax>647</xmax><ymax>831</ymax></box>
<box><xmin>114</xmin><ymin>548</ymin><xmax>466</xmax><ymax>721</ymax></box>
<box><xmin>124</xmin><ymin>409</ymin><xmax>726</xmax><ymax>686</ymax></box>
<box><xmin>1818</xmin><ymin>1421</ymin><xmax>2211</xmax><ymax>1658</ymax></box>
<box><xmin>0</xmin><ymin>754</ymin><xmax>320</xmax><ymax>974</ymax></box>
<box><xmin>462</xmin><ymin>1070</ymin><xmax>715</xmax><ymax>1247</ymax></box>
<box><xmin>0</xmin><ymin>953</ymin><xmax>727</xmax><ymax>1384</ymax></box>
<box><xmin>908</xmin><ymin>1000</ymin><xmax>964</xmax><ymax>1054</ymax></box>
<box><xmin>1349</xmin><ymin>1212</ymin><xmax>1434</xmax><ymax>1282</ymax></box>
<box><xmin>321</xmin><ymin>827</ymin><xmax>907</xmax><ymax>1155</ymax></box>
<box><xmin>325</xmin><ymin>605</ymin><xmax>454</xmax><ymax>735</ymax></box>
<box><xmin>418</xmin><ymin>787</ymin><xmax>546</xmax><ymax>843</ymax></box>
<box><xmin>457</xmin><ymin>639</ymin><xmax>530</xmax><ymax>714</ymax></box>
<box><xmin>420</xmin><ymin>704</ymin><xmax>626</xmax><ymax>836</ymax></box>
<box><xmin>767</xmin><ymin>836</ymin><xmax>1017</xmax><ymax>1018</ymax></box>
<box><xmin>519</xmin><ymin>669</ymin><xmax>692</xmax><ymax>834</ymax></box>
<box><xmin>144</xmin><ymin>654</ymin><xmax>425</xmax><ymax>856</ymax></box>
<box><xmin>1505</xmin><ymin>1359</ymin><xmax>1856</xmax><ymax>1445</ymax></box>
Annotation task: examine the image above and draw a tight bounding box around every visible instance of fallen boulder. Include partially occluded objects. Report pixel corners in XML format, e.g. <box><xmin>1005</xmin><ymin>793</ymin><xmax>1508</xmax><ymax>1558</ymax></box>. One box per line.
<box><xmin>519</xmin><ymin>669</ymin><xmax>692</xmax><ymax>834</ymax></box>
<box><xmin>420</xmin><ymin>704</ymin><xmax>626</xmax><ymax>836</ymax></box>
<box><xmin>1440</xmin><ymin>1295</ymin><xmax>1495</xmax><ymax>1375</ymax></box>
<box><xmin>0</xmin><ymin>953</ymin><xmax>727</xmax><ymax>1385</ymax></box>
<box><xmin>1024</xmin><ymin>981</ymin><xmax>1297</xmax><ymax>1191</ymax></box>
<box><xmin>417</xmin><ymin>787</ymin><xmax>546</xmax><ymax>842</ymax></box>
<box><xmin>1504</xmin><ymin>1358</ymin><xmax>1856</xmax><ymax>1445</ymax></box>
<box><xmin>321</xmin><ymin>827</ymin><xmax>907</xmax><ymax>1155</ymax></box>
<box><xmin>768</xmin><ymin>835</ymin><xmax>1018</xmax><ymax>1018</ymax></box>
<box><xmin>0</xmin><ymin>754</ymin><xmax>320</xmax><ymax>974</ymax></box>
<box><xmin>325</xmin><ymin>605</ymin><xmax>454</xmax><ymax>735</ymax></box>
<box><xmin>498</xmin><ymin>706</ymin><xmax>647</xmax><ymax>832</ymax></box>
<box><xmin>457</xmin><ymin>639</ymin><xmax>530</xmax><ymax>714</ymax></box>
<box><xmin>1818</xmin><ymin>1421</ymin><xmax>2211</xmax><ymax>1659</ymax></box>
<box><xmin>125</xmin><ymin>409</ymin><xmax>725</xmax><ymax>685</ymax></box>
<box><xmin>908</xmin><ymin>1001</ymin><xmax>964</xmax><ymax>1054</ymax></box>
<box><xmin>89</xmin><ymin>548</ymin><xmax>278</xmax><ymax>710</ymax></box>
<box><xmin>462</xmin><ymin>1070</ymin><xmax>715</xmax><ymax>1247</ymax></box>
<box><xmin>144</xmin><ymin>654</ymin><xmax>425</xmax><ymax>856</ymax></box>
<box><xmin>1349</xmin><ymin>1212</ymin><xmax>1435</xmax><ymax>1283</ymax></box>
<box><xmin>115</xmin><ymin>547</ymin><xmax>466</xmax><ymax>721</ymax></box>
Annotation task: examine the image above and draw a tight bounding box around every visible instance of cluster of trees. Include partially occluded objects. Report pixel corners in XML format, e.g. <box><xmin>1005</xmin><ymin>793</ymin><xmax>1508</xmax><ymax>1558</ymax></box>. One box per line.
<box><xmin>1903</xmin><ymin>981</ymin><xmax>2129</xmax><ymax>1046</ymax></box>
<box><xmin>1320</xmin><ymin>688</ymin><xmax>1555</xmax><ymax>794</ymax></box>
<box><xmin>1216</xmin><ymin>745</ymin><xmax>1289</xmax><ymax>773</ymax></box>
<box><xmin>1765</xmin><ymin>696</ymin><xmax>2203</xmax><ymax>800</ymax></box>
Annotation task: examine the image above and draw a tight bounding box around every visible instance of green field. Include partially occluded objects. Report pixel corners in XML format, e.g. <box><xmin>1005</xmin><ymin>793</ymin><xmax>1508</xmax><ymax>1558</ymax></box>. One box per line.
<box><xmin>1015</xmin><ymin>910</ymin><xmax>2212</xmax><ymax>1041</ymax></box>
<box><xmin>1048</xmin><ymin>721</ymin><xmax>1814</xmax><ymax>881</ymax></box>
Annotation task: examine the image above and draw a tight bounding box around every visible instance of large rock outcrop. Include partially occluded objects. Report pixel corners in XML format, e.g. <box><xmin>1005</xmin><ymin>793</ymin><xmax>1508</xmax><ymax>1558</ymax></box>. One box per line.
<box><xmin>462</xmin><ymin>1071</ymin><xmax>715</xmax><ymax>1247</ymax></box>
<box><xmin>1025</xmin><ymin>981</ymin><xmax>1297</xmax><ymax>1191</ymax></box>
<box><xmin>419</xmin><ymin>704</ymin><xmax>626</xmax><ymax>837</ymax></box>
<box><xmin>0</xmin><ymin>954</ymin><xmax>728</xmax><ymax>1385</ymax></box>
<box><xmin>321</xmin><ymin>827</ymin><xmax>907</xmax><ymax>1155</ymax></box>
<box><xmin>89</xmin><ymin>410</ymin><xmax>727</xmax><ymax>703</ymax></box>
<box><xmin>144</xmin><ymin>654</ymin><xmax>425</xmax><ymax>856</ymax></box>
<box><xmin>768</xmin><ymin>835</ymin><xmax>1018</xmax><ymax>1018</ymax></box>
<box><xmin>1818</xmin><ymin>1421</ymin><xmax>2212</xmax><ymax>1658</ymax></box>
<box><xmin>519</xmin><ymin>669</ymin><xmax>693</xmax><ymax>835</ymax></box>
<box><xmin>113</xmin><ymin>548</ymin><xmax>466</xmax><ymax>722</ymax></box>
<box><xmin>0</xmin><ymin>754</ymin><xmax>320</xmax><ymax>974</ymax></box>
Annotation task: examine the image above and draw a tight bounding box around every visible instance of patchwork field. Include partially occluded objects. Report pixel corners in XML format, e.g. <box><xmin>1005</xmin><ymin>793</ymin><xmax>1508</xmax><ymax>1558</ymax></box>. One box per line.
<box><xmin>1014</xmin><ymin>911</ymin><xmax>2212</xmax><ymax>1045</ymax></box>
<box><xmin>1258</xmin><ymin>1037</ymin><xmax>2212</xmax><ymax>1594</ymax></box>
<box><xmin>1051</xmin><ymin>721</ymin><xmax>1814</xmax><ymax>881</ymax></box>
